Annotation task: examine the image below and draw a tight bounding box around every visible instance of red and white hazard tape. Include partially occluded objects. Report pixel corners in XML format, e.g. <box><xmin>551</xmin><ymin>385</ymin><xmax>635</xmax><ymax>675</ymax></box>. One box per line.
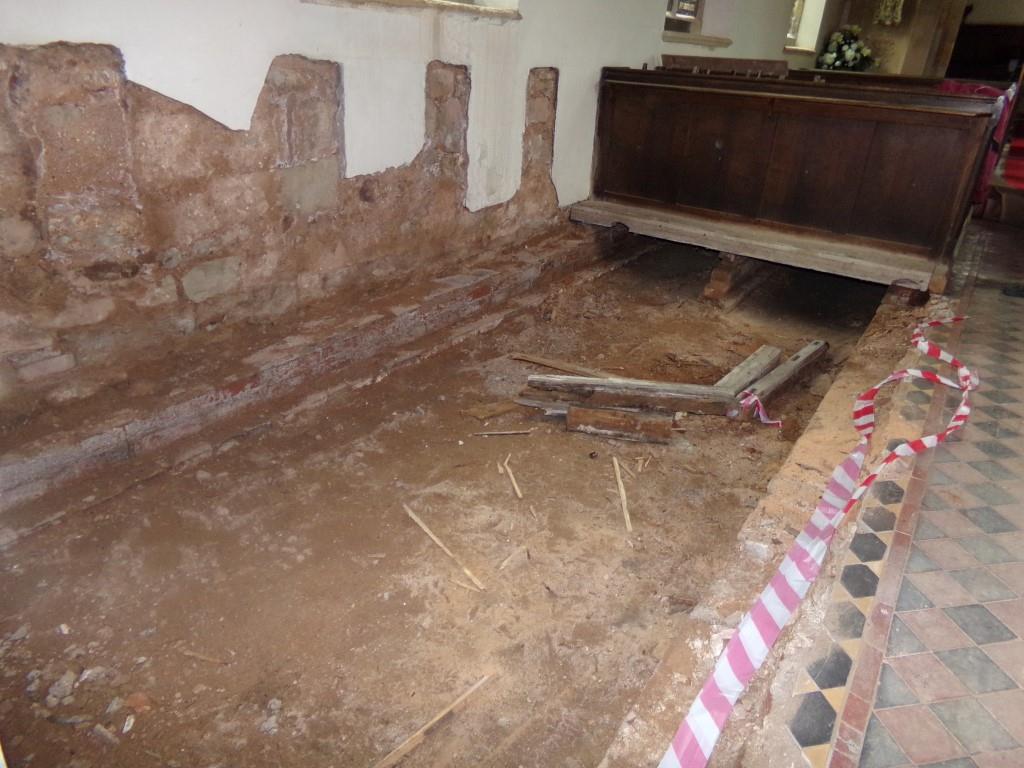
<box><xmin>660</xmin><ymin>317</ymin><xmax>978</xmax><ymax>768</ymax></box>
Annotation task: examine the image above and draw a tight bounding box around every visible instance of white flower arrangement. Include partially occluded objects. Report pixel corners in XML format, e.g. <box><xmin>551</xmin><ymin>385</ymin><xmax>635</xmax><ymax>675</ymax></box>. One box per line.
<box><xmin>817</xmin><ymin>25</ymin><xmax>875</xmax><ymax>72</ymax></box>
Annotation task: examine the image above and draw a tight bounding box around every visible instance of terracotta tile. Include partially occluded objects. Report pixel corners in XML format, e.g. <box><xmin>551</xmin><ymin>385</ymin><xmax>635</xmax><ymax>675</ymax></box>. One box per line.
<box><xmin>876</xmin><ymin>705</ymin><xmax>966</xmax><ymax>764</ymax></box>
<box><xmin>841</xmin><ymin>691</ymin><xmax>872</xmax><ymax>732</ymax></box>
<box><xmin>910</xmin><ymin>571</ymin><xmax>979</xmax><ymax>608</ymax></box>
<box><xmin>919</xmin><ymin>538</ymin><xmax>985</xmax><ymax>570</ymax></box>
<box><xmin>850</xmin><ymin>644</ymin><xmax>884</xmax><ymax>702</ymax></box>
<box><xmin>988</xmin><ymin>599</ymin><xmax>1024</xmax><ymax>637</ymax></box>
<box><xmin>889</xmin><ymin>653</ymin><xmax>970</xmax><ymax>703</ymax></box>
<box><xmin>900</xmin><ymin>608</ymin><xmax>973</xmax><ymax>651</ymax></box>
<box><xmin>984</xmin><ymin>640</ymin><xmax>1024</xmax><ymax>687</ymax></box>
<box><xmin>863</xmin><ymin>602</ymin><xmax>895</xmax><ymax>651</ymax></box>
<box><xmin>991</xmin><ymin>563</ymin><xmax>1024</xmax><ymax>594</ymax></box>
<box><xmin>826</xmin><ymin>752</ymin><xmax>857</xmax><ymax>768</ymax></box>
<box><xmin>981</xmin><ymin>689</ymin><xmax>1024</xmax><ymax>743</ymax></box>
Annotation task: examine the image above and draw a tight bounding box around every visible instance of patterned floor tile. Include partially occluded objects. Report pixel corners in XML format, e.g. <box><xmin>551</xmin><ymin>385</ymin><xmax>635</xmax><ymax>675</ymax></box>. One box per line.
<box><xmin>897</xmin><ymin>577</ymin><xmax>936</xmax><ymax>611</ymax></box>
<box><xmin>937</xmin><ymin>647</ymin><xmax>1018</xmax><ymax>694</ymax></box>
<box><xmin>859</xmin><ymin>715</ymin><xmax>910</xmax><ymax>768</ymax></box>
<box><xmin>980</xmin><ymin>689</ymin><xmax>1024</xmax><ymax>743</ymax></box>
<box><xmin>930</xmin><ymin>697</ymin><xmax>1019</xmax><ymax>753</ymax></box>
<box><xmin>918</xmin><ymin>539</ymin><xmax>983</xmax><ymax>570</ymax></box>
<box><xmin>950</xmin><ymin>569</ymin><xmax>1018</xmax><ymax>603</ymax></box>
<box><xmin>983</xmin><ymin>641</ymin><xmax>1024</xmax><ymax>688</ymax></box>
<box><xmin>863</xmin><ymin>506</ymin><xmax>897</xmax><ymax>533</ymax></box>
<box><xmin>944</xmin><ymin>605</ymin><xmax>1018</xmax><ymax>644</ymax></box>
<box><xmin>900</xmin><ymin>609</ymin><xmax>974</xmax><ymax>652</ymax></box>
<box><xmin>808</xmin><ymin>646</ymin><xmax>855</xmax><ymax>690</ymax></box>
<box><xmin>959</xmin><ymin>537</ymin><xmax>1019</xmax><ymax>565</ymax></box>
<box><xmin>791</xmin><ymin>691</ymin><xmax>838</xmax><ymax>748</ymax></box>
<box><xmin>887</xmin><ymin>616</ymin><xmax>927</xmax><ymax>657</ymax></box>
<box><xmin>911</xmin><ymin>572</ymin><xmax>979</xmax><ymax>608</ymax></box>
<box><xmin>890</xmin><ymin>653</ymin><xmax>970</xmax><ymax>702</ymax></box>
<box><xmin>989</xmin><ymin>564</ymin><xmax>1024</xmax><ymax>594</ymax></box>
<box><xmin>974</xmin><ymin>748</ymin><xmax>1024</xmax><ymax>767</ymax></box>
<box><xmin>962</xmin><ymin>507</ymin><xmax>1018</xmax><ymax>535</ymax></box>
<box><xmin>875</xmin><ymin>705</ymin><xmax>966</xmax><ymax>764</ymax></box>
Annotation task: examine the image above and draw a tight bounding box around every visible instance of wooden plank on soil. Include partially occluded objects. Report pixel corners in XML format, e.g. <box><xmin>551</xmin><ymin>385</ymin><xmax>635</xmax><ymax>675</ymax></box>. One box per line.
<box><xmin>371</xmin><ymin>674</ymin><xmax>493</xmax><ymax>768</ymax></box>
<box><xmin>510</xmin><ymin>353</ymin><xmax>612</xmax><ymax>378</ymax></box>
<box><xmin>566</xmin><ymin>406</ymin><xmax>674</xmax><ymax>444</ymax></box>
<box><xmin>527</xmin><ymin>374</ymin><xmax>740</xmax><ymax>416</ymax></box>
<box><xmin>715</xmin><ymin>345</ymin><xmax>784</xmax><ymax>395</ymax></box>
<box><xmin>745</xmin><ymin>340</ymin><xmax>829</xmax><ymax>403</ymax></box>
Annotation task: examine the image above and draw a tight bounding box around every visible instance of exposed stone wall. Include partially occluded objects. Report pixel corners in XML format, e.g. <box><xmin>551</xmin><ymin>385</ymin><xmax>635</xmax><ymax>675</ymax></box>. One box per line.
<box><xmin>0</xmin><ymin>43</ymin><xmax>563</xmax><ymax>418</ymax></box>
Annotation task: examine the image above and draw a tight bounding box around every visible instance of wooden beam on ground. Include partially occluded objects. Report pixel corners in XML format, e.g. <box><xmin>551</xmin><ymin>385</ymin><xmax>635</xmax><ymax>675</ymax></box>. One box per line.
<box><xmin>371</xmin><ymin>674</ymin><xmax>493</xmax><ymax>768</ymax></box>
<box><xmin>703</xmin><ymin>252</ymin><xmax>767</xmax><ymax>307</ymax></box>
<box><xmin>715</xmin><ymin>345</ymin><xmax>784</xmax><ymax>396</ymax></box>
<box><xmin>526</xmin><ymin>374</ymin><xmax>741</xmax><ymax>417</ymax></box>
<box><xmin>744</xmin><ymin>340</ymin><xmax>829</xmax><ymax>405</ymax></box>
<box><xmin>566</xmin><ymin>406</ymin><xmax>674</xmax><ymax>444</ymax></box>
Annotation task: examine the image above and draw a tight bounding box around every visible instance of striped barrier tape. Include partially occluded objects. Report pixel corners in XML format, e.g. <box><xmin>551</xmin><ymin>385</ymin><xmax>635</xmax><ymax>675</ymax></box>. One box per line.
<box><xmin>660</xmin><ymin>317</ymin><xmax>977</xmax><ymax>768</ymax></box>
<box><xmin>740</xmin><ymin>392</ymin><xmax>783</xmax><ymax>428</ymax></box>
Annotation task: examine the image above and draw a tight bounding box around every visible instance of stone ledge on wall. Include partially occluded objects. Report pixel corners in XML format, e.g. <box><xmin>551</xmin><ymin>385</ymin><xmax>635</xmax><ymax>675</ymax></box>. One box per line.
<box><xmin>0</xmin><ymin>42</ymin><xmax>564</xmax><ymax>425</ymax></box>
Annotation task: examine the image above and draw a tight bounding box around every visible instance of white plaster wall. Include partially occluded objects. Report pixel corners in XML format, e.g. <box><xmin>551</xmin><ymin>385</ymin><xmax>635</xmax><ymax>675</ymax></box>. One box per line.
<box><xmin>0</xmin><ymin>0</ymin><xmax>800</xmax><ymax>210</ymax></box>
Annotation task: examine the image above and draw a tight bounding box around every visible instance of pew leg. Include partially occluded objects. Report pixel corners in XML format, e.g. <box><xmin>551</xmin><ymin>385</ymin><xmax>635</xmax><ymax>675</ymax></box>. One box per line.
<box><xmin>703</xmin><ymin>252</ymin><xmax>772</xmax><ymax>311</ymax></box>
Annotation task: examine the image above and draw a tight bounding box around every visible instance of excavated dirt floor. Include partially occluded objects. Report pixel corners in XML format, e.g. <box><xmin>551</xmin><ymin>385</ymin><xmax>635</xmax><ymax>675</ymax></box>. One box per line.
<box><xmin>0</xmin><ymin>246</ymin><xmax>907</xmax><ymax>767</ymax></box>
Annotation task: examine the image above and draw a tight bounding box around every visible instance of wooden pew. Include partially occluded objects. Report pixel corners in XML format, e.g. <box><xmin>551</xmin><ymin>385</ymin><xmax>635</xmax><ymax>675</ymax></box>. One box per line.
<box><xmin>662</xmin><ymin>54</ymin><xmax>788</xmax><ymax>79</ymax></box>
<box><xmin>571</xmin><ymin>67</ymin><xmax>1002</xmax><ymax>293</ymax></box>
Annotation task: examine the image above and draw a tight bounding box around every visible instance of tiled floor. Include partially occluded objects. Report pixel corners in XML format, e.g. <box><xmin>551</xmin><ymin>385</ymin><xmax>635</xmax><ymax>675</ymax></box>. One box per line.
<box><xmin>782</xmin><ymin>224</ymin><xmax>1024</xmax><ymax>768</ymax></box>
<box><xmin>847</xmin><ymin>289</ymin><xmax>1024</xmax><ymax>768</ymax></box>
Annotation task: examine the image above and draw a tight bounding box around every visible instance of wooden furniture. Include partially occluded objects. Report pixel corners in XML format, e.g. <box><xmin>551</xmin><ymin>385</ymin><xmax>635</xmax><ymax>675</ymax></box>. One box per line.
<box><xmin>662</xmin><ymin>54</ymin><xmax>788</xmax><ymax>79</ymax></box>
<box><xmin>572</xmin><ymin>67</ymin><xmax>1002</xmax><ymax>292</ymax></box>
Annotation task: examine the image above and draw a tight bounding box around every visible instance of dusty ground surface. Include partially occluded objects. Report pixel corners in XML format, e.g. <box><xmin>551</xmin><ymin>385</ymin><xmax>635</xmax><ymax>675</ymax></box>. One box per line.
<box><xmin>0</xmin><ymin>247</ymin><xmax>893</xmax><ymax>768</ymax></box>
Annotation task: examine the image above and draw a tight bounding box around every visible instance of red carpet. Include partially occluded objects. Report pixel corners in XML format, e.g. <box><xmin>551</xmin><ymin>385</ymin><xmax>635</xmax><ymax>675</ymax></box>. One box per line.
<box><xmin>1004</xmin><ymin>138</ymin><xmax>1024</xmax><ymax>191</ymax></box>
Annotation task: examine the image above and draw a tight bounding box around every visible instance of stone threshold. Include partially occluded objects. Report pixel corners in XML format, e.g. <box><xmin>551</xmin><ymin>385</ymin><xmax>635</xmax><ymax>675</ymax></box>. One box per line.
<box><xmin>0</xmin><ymin>226</ymin><xmax>653</xmax><ymax>530</ymax></box>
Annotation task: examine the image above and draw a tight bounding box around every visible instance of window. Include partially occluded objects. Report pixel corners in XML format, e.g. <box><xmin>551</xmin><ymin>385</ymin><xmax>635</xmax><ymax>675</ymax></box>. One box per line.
<box><xmin>787</xmin><ymin>0</ymin><xmax>806</xmax><ymax>44</ymax></box>
<box><xmin>665</xmin><ymin>0</ymin><xmax>702</xmax><ymax>36</ymax></box>
<box><xmin>300</xmin><ymin>0</ymin><xmax>519</xmax><ymax>18</ymax></box>
<box><xmin>785</xmin><ymin>0</ymin><xmax>827</xmax><ymax>53</ymax></box>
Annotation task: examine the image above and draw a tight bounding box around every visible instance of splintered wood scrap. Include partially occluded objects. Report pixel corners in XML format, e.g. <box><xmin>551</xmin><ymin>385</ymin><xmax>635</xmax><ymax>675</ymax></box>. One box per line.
<box><xmin>371</xmin><ymin>674</ymin><xmax>493</xmax><ymax>768</ymax></box>
<box><xmin>496</xmin><ymin>461</ymin><xmax>505</xmax><ymax>475</ymax></box>
<box><xmin>529</xmin><ymin>504</ymin><xmax>538</xmax><ymax>520</ymax></box>
<box><xmin>566</xmin><ymin>406</ymin><xmax>675</xmax><ymax>444</ymax></box>
<box><xmin>178</xmin><ymin>648</ymin><xmax>229</xmax><ymax>665</ymax></box>
<box><xmin>449</xmin><ymin>577</ymin><xmax>482</xmax><ymax>593</ymax></box>
<box><xmin>498</xmin><ymin>546</ymin><xmax>526</xmax><ymax>571</ymax></box>
<box><xmin>463</xmin><ymin>400</ymin><xmax>520</xmax><ymax>421</ymax></box>
<box><xmin>403</xmin><ymin>503</ymin><xmax>486</xmax><ymax>591</ymax></box>
<box><xmin>510</xmin><ymin>352</ymin><xmax>612</xmax><ymax>379</ymax></box>
<box><xmin>472</xmin><ymin>430</ymin><xmax>534</xmax><ymax>437</ymax></box>
<box><xmin>617</xmin><ymin>457</ymin><xmax>637</xmax><ymax>480</ymax></box>
<box><xmin>502</xmin><ymin>454</ymin><xmax>523</xmax><ymax>499</ymax></box>
<box><xmin>612</xmin><ymin>457</ymin><xmax>632</xmax><ymax>533</ymax></box>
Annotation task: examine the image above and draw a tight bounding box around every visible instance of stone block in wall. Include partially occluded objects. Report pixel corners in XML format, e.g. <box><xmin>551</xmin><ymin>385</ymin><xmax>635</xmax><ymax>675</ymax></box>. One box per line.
<box><xmin>277</xmin><ymin>157</ymin><xmax>340</xmax><ymax>219</ymax></box>
<box><xmin>3</xmin><ymin>44</ymin><xmax>147</xmax><ymax>270</ymax></box>
<box><xmin>181</xmin><ymin>255</ymin><xmax>242</xmax><ymax>303</ymax></box>
<box><xmin>0</xmin><ymin>215</ymin><xmax>40</xmax><ymax>260</ymax></box>
<box><xmin>45</xmin><ymin>195</ymin><xmax>146</xmax><ymax>269</ymax></box>
<box><xmin>256</xmin><ymin>55</ymin><xmax>342</xmax><ymax>168</ymax></box>
<box><xmin>424</xmin><ymin>62</ymin><xmax>470</xmax><ymax>159</ymax></box>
